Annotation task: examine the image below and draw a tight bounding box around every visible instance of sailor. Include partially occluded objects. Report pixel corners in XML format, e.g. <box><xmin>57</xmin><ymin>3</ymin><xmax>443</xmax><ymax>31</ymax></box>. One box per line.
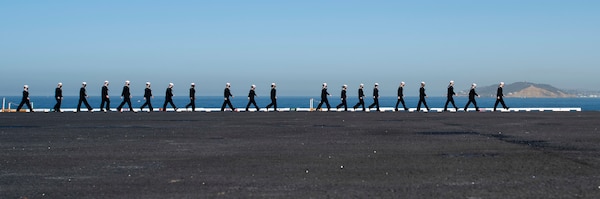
<box><xmin>494</xmin><ymin>82</ymin><xmax>510</xmax><ymax>111</ymax></box>
<box><xmin>444</xmin><ymin>80</ymin><xmax>458</xmax><ymax>112</ymax></box>
<box><xmin>315</xmin><ymin>83</ymin><xmax>331</xmax><ymax>111</ymax></box>
<box><xmin>163</xmin><ymin>83</ymin><xmax>177</xmax><ymax>111</ymax></box>
<box><xmin>246</xmin><ymin>85</ymin><xmax>259</xmax><ymax>111</ymax></box>
<box><xmin>368</xmin><ymin>83</ymin><xmax>380</xmax><ymax>111</ymax></box>
<box><xmin>352</xmin><ymin>84</ymin><xmax>366</xmax><ymax>111</ymax></box>
<box><xmin>265</xmin><ymin>83</ymin><xmax>277</xmax><ymax>111</ymax></box>
<box><xmin>335</xmin><ymin>85</ymin><xmax>348</xmax><ymax>111</ymax></box>
<box><xmin>395</xmin><ymin>82</ymin><xmax>408</xmax><ymax>111</ymax></box>
<box><xmin>221</xmin><ymin>83</ymin><xmax>235</xmax><ymax>111</ymax></box>
<box><xmin>53</xmin><ymin>83</ymin><xmax>63</xmax><ymax>112</ymax></box>
<box><xmin>185</xmin><ymin>83</ymin><xmax>196</xmax><ymax>111</ymax></box>
<box><xmin>16</xmin><ymin>85</ymin><xmax>33</xmax><ymax>112</ymax></box>
<box><xmin>140</xmin><ymin>82</ymin><xmax>154</xmax><ymax>112</ymax></box>
<box><xmin>100</xmin><ymin>81</ymin><xmax>110</xmax><ymax>112</ymax></box>
<box><xmin>464</xmin><ymin>83</ymin><xmax>480</xmax><ymax>112</ymax></box>
<box><xmin>77</xmin><ymin>82</ymin><xmax>93</xmax><ymax>112</ymax></box>
<box><xmin>117</xmin><ymin>80</ymin><xmax>134</xmax><ymax>112</ymax></box>
<box><xmin>416</xmin><ymin>82</ymin><xmax>430</xmax><ymax>112</ymax></box>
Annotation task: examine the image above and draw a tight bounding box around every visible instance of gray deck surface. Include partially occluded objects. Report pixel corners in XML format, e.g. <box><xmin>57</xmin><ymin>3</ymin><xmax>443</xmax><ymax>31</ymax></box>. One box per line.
<box><xmin>2</xmin><ymin>112</ymin><xmax>600</xmax><ymax>198</ymax></box>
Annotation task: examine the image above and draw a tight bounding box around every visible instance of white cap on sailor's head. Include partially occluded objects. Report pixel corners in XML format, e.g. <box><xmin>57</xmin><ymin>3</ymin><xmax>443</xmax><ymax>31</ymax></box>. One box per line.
<box><xmin>105</xmin><ymin>80</ymin><xmax>109</xmax><ymax>84</ymax></box>
<box><xmin>191</xmin><ymin>83</ymin><xmax>195</xmax><ymax>86</ymax></box>
<box><xmin>169</xmin><ymin>83</ymin><xmax>174</xmax><ymax>86</ymax></box>
<box><xmin>146</xmin><ymin>82</ymin><xmax>151</xmax><ymax>85</ymax></box>
<box><xmin>421</xmin><ymin>81</ymin><xmax>426</xmax><ymax>86</ymax></box>
<box><xmin>58</xmin><ymin>82</ymin><xmax>63</xmax><ymax>86</ymax></box>
<box><xmin>251</xmin><ymin>84</ymin><xmax>256</xmax><ymax>88</ymax></box>
<box><xmin>226</xmin><ymin>82</ymin><xmax>231</xmax><ymax>87</ymax></box>
<box><xmin>375</xmin><ymin>83</ymin><xmax>379</xmax><ymax>86</ymax></box>
<box><xmin>500</xmin><ymin>82</ymin><xmax>505</xmax><ymax>85</ymax></box>
<box><xmin>24</xmin><ymin>84</ymin><xmax>29</xmax><ymax>88</ymax></box>
<box><xmin>323</xmin><ymin>83</ymin><xmax>327</xmax><ymax>87</ymax></box>
<box><xmin>450</xmin><ymin>80</ymin><xmax>454</xmax><ymax>84</ymax></box>
<box><xmin>401</xmin><ymin>81</ymin><xmax>405</xmax><ymax>86</ymax></box>
<box><xmin>472</xmin><ymin>83</ymin><xmax>477</xmax><ymax>87</ymax></box>
<box><xmin>360</xmin><ymin>83</ymin><xmax>364</xmax><ymax>87</ymax></box>
<box><xmin>271</xmin><ymin>82</ymin><xmax>276</xmax><ymax>87</ymax></box>
<box><xmin>82</xmin><ymin>82</ymin><xmax>87</xmax><ymax>85</ymax></box>
<box><xmin>343</xmin><ymin>84</ymin><xmax>347</xmax><ymax>88</ymax></box>
<box><xmin>125</xmin><ymin>80</ymin><xmax>130</xmax><ymax>84</ymax></box>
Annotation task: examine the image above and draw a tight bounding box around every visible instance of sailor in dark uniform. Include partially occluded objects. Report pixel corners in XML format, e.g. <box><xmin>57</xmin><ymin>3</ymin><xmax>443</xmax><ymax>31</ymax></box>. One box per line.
<box><xmin>395</xmin><ymin>82</ymin><xmax>408</xmax><ymax>111</ymax></box>
<box><xmin>265</xmin><ymin>83</ymin><xmax>277</xmax><ymax>111</ymax></box>
<box><xmin>494</xmin><ymin>82</ymin><xmax>509</xmax><ymax>111</ymax></box>
<box><xmin>140</xmin><ymin>82</ymin><xmax>154</xmax><ymax>112</ymax></box>
<box><xmin>464</xmin><ymin>83</ymin><xmax>480</xmax><ymax>112</ymax></box>
<box><xmin>16</xmin><ymin>85</ymin><xmax>33</xmax><ymax>112</ymax></box>
<box><xmin>117</xmin><ymin>80</ymin><xmax>134</xmax><ymax>112</ymax></box>
<box><xmin>185</xmin><ymin>83</ymin><xmax>196</xmax><ymax>111</ymax></box>
<box><xmin>352</xmin><ymin>84</ymin><xmax>365</xmax><ymax>111</ymax></box>
<box><xmin>368</xmin><ymin>83</ymin><xmax>380</xmax><ymax>111</ymax></box>
<box><xmin>245</xmin><ymin>85</ymin><xmax>260</xmax><ymax>111</ymax></box>
<box><xmin>444</xmin><ymin>80</ymin><xmax>458</xmax><ymax>112</ymax></box>
<box><xmin>77</xmin><ymin>82</ymin><xmax>93</xmax><ymax>112</ymax></box>
<box><xmin>53</xmin><ymin>83</ymin><xmax>63</xmax><ymax>112</ymax></box>
<box><xmin>416</xmin><ymin>82</ymin><xmax>430</xmax><ymax>112</ymax></box>
<box><xmin>100</xmin><ymin>81</ymin><xmax>110</xmax><ymax>112</ymax></box>
<box><xmin>316</xmin><ymin>83</ymin><xmax>331</xmax><ymax>111</ymax></box>
<box><xmin>163</xmin><ymin>83</ymin><xmax>177</xmax><ymax>111</ymax></box>
<box><xmin>335</xmin><ymin>85</ymin><xmax>348</xmax><ymax>111</ymax></box>
<box><xmin>221</xmin><ymin>83</ymin><xmax>236</xmax><ymax>111</ymax></box>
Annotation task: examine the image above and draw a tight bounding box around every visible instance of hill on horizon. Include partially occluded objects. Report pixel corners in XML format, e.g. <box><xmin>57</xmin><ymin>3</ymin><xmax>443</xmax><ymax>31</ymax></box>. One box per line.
<box><xmin>458</xmin><ymin>82</ymin><xmax>575</xmax><ymax>98</ymax></box>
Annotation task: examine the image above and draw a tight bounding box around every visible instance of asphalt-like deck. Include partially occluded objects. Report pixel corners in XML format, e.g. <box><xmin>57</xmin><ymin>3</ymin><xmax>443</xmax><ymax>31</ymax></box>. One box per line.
<box><xmin>2</xmin><ymin>112</ymin><xmax>600</xmax><ymax>198</ymax></box>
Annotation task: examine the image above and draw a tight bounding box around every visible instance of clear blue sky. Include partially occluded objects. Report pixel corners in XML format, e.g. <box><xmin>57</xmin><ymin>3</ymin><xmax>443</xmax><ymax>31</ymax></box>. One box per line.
<box><xmin>1</xmin><ymin>0</ymin><xmax>598</xmax><ymax>97</ymax></box>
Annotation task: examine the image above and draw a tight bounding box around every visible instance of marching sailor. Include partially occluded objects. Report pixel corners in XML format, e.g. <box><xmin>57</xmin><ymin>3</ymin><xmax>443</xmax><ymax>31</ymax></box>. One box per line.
<box><xmin>316</xmin><ymin>83</ymin><xmax>331</xmax><ymax>111</ymax></box>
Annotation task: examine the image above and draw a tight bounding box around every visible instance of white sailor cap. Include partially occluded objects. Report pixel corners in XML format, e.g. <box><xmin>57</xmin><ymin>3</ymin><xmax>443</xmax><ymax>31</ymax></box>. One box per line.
<box><xmin>105</xmin><ymin>80</ymin><xmax>109</xmax><ymax>84</ymax></box>
<box><xmin>343</xmin><ymin>84</ymin><xmax>347</xmax><ymax>88</ymax></box>
<box><xmin>252</xmin><ymin>84</ymin><xmax>256</xmax><ymax>88</ymax></box>
<box><xmin>375</xmin><ymin>83</ymin><xmax>379</xmax><ymax>86</ymax></box>
<box><xmin>271</xmin><ymin>83</ymin><xmax>276</xmax><ymax>86</ymax></box>
<box><xmin>421</xmin><ymin>81</ymin><xmax>426</xmax><ymax>85</ymax></box>
<box><xmin>191</xmin><ymin>83</ymin><xmax>195</xmax><ymax>86</ymax></box>
<box><xmin>82</xmin><ymin>82</ymin><xmax>87</xmax><ymax>85</ymax></box>
<box><xmin>500</xmin><ymin>82</ymin><xmax>505</xmax><ymax>85</ymax></box>
<box><xmin>323</xmin><ymin>83</ymin><xmax>327</xmax><ymax>86</ymax></box>
<box><xmin>58</xmin><ymin>82</ymin><xmax>63</xmax><ymax>86</ymax></box>
<box><xmin>226</xmin><ymin>82</ymin><xmax>231</xmax><ymax>86</ymax></box>
<box><xmin>472</xmin><ymin>83</ymin><xmax>477</xmax><ymax>87</ymax></box>
<box><xmin>146</xmin><ymin>82</ymin><xmax>151</xmax><ymax>85</ymax></box>
<box><xmin>169</xmin><ymin>83</ymin><xmax>174</xmax><ymax>86</ymax></box>
<box><xmin>24</xmin><ymin>85</ymin><xmax>29</xmax><ymax>88</ymax></box>
<box><xmin>360</xmin><ymin>83</ymin><xmax>364</xmax><ymax>87</ymax></box>
<box><xmin>450</xmin><ymin>80</ymin><xmax>454</xmax><ymax>84</ymax></box>
<box><xmin>401</xmin><ymin>81</ymin><xmax>405</xmax><ymax>85</ymax></box>
<box><xmin>125</xmin><ymin>80</ymin><xmax>130</xmax><ymax>84</ymax></box>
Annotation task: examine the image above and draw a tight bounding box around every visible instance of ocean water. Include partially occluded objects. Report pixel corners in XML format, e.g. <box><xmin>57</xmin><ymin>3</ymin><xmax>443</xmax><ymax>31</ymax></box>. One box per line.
<box><xmin>2</xmin><ymin>96</ymin><xmax>599</xmax><ymax>111</ymax></box>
